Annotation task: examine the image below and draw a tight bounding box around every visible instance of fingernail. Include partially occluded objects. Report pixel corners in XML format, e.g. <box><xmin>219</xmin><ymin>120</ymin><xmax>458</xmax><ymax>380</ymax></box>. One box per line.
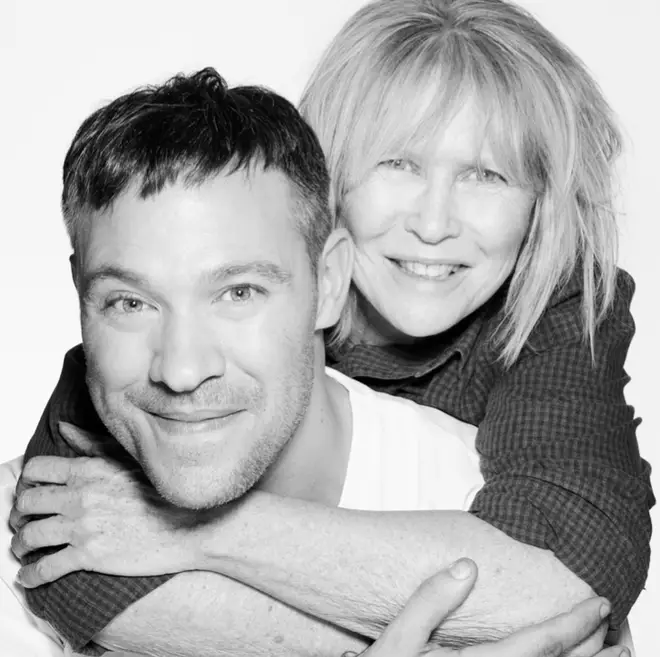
<box><xmin>599</xmin><ymin>601</ymin><xmax>611</xmax><ymax>619</ymax></box>
<box><xmin>618</xmin><ymin>649</ymin><xmax>630</xmax><ymax>657</ymax></box>
<box><xmin>449</xmin><ymin>558</ymin><xmax>472</xmax><ymax>580</ymax></box>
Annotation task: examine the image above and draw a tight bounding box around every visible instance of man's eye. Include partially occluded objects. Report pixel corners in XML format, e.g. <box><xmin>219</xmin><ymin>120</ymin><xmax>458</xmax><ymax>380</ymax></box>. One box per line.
<box><xmin>219</xmin><ymin>285</ymin><xmax>261</xmax><ymax>303</ymax></box>
<box><xmin>105</xmin><ymin>296</ymin><xmax>146</xmax><ymax>314</ymax></box>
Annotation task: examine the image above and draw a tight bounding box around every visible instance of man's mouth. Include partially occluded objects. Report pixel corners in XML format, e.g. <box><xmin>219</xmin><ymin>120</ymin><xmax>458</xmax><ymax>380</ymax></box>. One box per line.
<box><xmin>152</xmin><ymin>410</ymin><xmax>240</xmax><ymax>422</ymax></box>
<box><xmin>390</xmin><ymin>259</ymin><xmax>467</xmax><ymax>281</ymax></box>
<box><xmin>146</xmin><ymin>409</ymin><xmax>245</xmax><ymax>436</ymax></box>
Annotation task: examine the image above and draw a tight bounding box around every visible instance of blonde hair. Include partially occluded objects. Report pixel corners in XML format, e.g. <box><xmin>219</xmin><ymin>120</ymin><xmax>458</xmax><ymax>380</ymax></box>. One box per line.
<box><xmin>300</xmin><ymin>0</ymin><xmax>621</xmax><ymax>367</ymax></box>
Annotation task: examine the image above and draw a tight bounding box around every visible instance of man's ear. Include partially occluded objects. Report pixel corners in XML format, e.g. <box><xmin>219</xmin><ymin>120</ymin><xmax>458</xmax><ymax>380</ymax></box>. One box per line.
<box><xmin>315</xmin><ymin>228</ymin><xmax>354</xmax><ymax>331</ymax></box>
<box><xmin>69</xmin><ymin>253</ymin><xmax>80</xmax><ymax>292</ymax></box>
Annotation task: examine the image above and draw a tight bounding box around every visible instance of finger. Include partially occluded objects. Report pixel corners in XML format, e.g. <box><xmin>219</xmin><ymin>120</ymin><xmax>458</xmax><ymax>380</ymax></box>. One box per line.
<box><xmin>367</xmin><ymin>559</ymin><xmax>477</xmax><ymax>656</ymax></box>
<box><xmin>11</xmin><ymin>515</ymin><xmax>71</xmax><ymax>559</ymax></box>
<box><xmin>423</xmin><ymin>637</ymin><xmax>630</xmax><ymax>657</ymax></box>
<box><xmin>17</xmin><ymin>545</ymin><xmax>81</xmax><ymax>588</ymax></box>
<box><xmin>21</xmin><ymin>456</ymin><xmax>78</xmax><ymax>486</ymax></box>
<box><xmin>15</xmin><ymin>484</ymin><xmax>74</xmax><ymax>517</ymax></box>
<box><xmin>595</xmin><ymin>647</ymin><xmax>631</xmax><ymax>657</ymax></box>
<box><xmin>59</xmin><ymin>421</ymin><xmax>117</xmax><ymax>457</ymax></box>
<box><xmin>462</xmin><ymin>596</ymin><xmax>612</xmax><ymax>657</ymax></box>
<box><xmin>10</xmin><ymin>477</ymin><xmax>35</xmax><ymax>531</ymax></box>
<box><xmin>14</xmin><ymin>474</ymin><xmax>35</xmax><ymax>500</ymax></box>
<box><xmin>8</xmin><ymin>502</ymin><xmax>35</xmax><ymax>532</ymax></box>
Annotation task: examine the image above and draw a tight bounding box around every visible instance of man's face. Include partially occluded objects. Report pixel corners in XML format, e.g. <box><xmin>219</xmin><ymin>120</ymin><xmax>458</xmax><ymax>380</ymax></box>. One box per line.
<box><xmin>77</xmin><ymin>169</ymin><xmax>322</xmax><ymax>509</ymax></box>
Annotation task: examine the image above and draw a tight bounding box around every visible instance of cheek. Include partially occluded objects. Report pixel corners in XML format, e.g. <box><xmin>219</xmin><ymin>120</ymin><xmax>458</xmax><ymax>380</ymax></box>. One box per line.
<box><xmin>224</xmin><ymin>303</ymin><xmax>316</xmax><ymax>381</ymax></box>
<box><xmin>351</xmin><ymin>250</ymin><xmax>388</xmax><ymax>302</ymax></box>
<box><xmin>82</xmin><ymin>319</ymin><xmax>151</xmax><ymax>392</ymax></box>
<box><xmin>494</xmin><ymin>225</ymin><xmax>528</xmax><ymax>263</ymax></box>
<box><xmin>473</xmin><ymin>196</ymin><xmax>532</xmax><ymax>261</ymax></box>
<box><xmin>343</xmin><ymin>180</ymin><xmax>399</xmax><ymax>246</ymax></box>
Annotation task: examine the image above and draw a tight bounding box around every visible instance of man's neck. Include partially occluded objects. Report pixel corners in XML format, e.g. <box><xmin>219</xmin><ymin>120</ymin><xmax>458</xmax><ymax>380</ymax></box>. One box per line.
<box><xmin>256</xmin><ymin>361</ymin><xmax>352</xmax><ymax>507</ymax></box>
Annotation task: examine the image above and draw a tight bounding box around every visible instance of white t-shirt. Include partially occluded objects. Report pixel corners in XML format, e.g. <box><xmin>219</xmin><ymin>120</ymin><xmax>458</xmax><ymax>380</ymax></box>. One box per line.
<box><xmin>328</xmin><ymin>368</ymin><xmax>484</xmax><ymax>512</ymax></box>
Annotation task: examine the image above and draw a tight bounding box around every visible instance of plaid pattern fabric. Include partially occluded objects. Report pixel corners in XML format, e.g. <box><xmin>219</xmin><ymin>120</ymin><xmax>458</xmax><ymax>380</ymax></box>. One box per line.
<box><xmin>332</xmin><ymin>268</ymin><xmax>653</xmax><ymax>629</ymax></box>
<box><xmin>20</xmin><ymin>267</ymin><xmax>653</xmax><ymax>651</ymax></box>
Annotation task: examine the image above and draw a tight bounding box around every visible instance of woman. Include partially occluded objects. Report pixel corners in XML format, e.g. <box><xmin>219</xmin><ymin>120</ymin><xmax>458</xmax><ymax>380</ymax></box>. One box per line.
<box><xmin>10</xmin><ymin>0</ymin><xmax>651</xmax><ymax>655</ymax></box>
<box><xmin>299</xmin><ymin>0</ymin><xmax>652</xmax><ymax>632</ymax></box>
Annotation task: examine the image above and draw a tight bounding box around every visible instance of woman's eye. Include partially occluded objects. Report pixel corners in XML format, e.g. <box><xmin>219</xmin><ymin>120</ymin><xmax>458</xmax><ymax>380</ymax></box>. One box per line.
<box><xmin>378</xmin><ymin>158</ymin><xmax>419</xmax><ymax>174</ymax></box>
<box><xmin>469</xmin><ymin>168</ymin><xmax>508</xmax><ymax>184</ymax></box>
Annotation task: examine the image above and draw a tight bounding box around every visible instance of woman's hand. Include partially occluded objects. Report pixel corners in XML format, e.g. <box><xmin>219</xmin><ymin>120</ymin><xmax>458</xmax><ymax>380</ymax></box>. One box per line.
<box><xmin>354</xmin><ymin>560</ymin><xmax>626</xmax><ymax>657</ymax></box>
<box><xmin>10</xmin><ymin>423</ymin><xmax>205</xmax><ymax>586</ymax></box>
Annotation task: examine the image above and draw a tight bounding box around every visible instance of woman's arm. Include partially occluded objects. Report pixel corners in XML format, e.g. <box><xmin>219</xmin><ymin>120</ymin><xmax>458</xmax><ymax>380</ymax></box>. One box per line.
<box><xmin>95</xmin><ymin>570</ymin><xmax>367</xmax><ymax>657</ymax></box>
<box><xmin>15</xmin><ymin>441</ymin><xmax>601</xmax><ymax>654</ymax></box>
<box><xmin>470</xmin><ymin>269</ymin><xmax>653</xmax><ymax>629</ymax></box>
<box><xmin>186</xmin><ymin>490</ymin><xmax>600</xmax><ymax>652</ymax></box>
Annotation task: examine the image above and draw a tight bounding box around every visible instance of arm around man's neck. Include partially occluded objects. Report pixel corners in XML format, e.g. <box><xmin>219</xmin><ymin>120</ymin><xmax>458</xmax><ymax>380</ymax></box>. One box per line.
<box><xmin>182</xmin><ymin>490</ymin><xmax>602</xmax><ymax>653</ymax></box>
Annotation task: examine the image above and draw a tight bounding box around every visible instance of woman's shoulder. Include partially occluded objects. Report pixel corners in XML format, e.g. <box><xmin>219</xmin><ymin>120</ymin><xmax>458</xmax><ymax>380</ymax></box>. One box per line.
<box><xmin>546</xmin><ymin>265</ymin><xmax>635</xmax><ymax>308</ymax></box>
<box><xmin>514</xmin><ymin>266</ymin><xmax>635</xmax><ymax>356</ymax></box>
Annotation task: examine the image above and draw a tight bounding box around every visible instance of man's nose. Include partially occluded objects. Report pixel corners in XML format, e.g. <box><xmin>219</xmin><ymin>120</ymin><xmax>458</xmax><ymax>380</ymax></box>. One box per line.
<box><xmin>149</xmin><ymin>316</ymin><xmax>226</xmax><ymax>393</ymax></box>
<box><xmin>405</xmin><ymin>175</ymin><xmax>461</xmax><ymax>244</ymax></box>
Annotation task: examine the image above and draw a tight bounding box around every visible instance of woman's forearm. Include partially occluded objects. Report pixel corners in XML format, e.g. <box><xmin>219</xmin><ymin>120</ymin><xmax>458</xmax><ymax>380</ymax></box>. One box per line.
<box><xmin>196</xmin><ymin>491</ymin><xmax>596</xmax><ymax>648</ymax></box>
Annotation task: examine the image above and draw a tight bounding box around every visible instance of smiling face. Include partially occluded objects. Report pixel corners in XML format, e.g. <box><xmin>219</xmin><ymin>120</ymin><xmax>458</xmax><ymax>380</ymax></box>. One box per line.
<box><xmin>76</xmin><ymin>168</ymin><xmax>326</xmax><ymax>509</ymax></box>
<box><xmin>342</xmin><ymin>99</ymin><xmax>536</xmax><ymax>343</ymax></box>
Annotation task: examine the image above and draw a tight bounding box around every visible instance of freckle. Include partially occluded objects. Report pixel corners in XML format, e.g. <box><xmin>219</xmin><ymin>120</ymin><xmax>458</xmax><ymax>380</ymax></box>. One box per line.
<box><xmin>274</xmin><ymin>635</ymin><xmax>284</xmax><ymax>644</ymax></box>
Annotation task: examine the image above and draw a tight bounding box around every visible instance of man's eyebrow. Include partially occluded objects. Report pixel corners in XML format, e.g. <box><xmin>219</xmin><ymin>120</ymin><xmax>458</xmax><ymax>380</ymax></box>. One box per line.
<box><xmin>81</xmin><ymin>265</ymin><xmax>148</xmax><ymax>298</ymax></box>
<box><xmin>81</xmin><ymin>261</ymin><xmax>293</xmax><ymax>297</ymax></box>
<box><xmin>204</xmin><ymin>261</ymin><xmax>293</xmax><ymax>285</ymax></box>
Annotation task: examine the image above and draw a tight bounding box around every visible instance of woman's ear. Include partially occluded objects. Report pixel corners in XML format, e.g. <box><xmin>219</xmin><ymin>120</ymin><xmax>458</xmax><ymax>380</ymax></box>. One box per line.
<box><xmin>315</xmin><ymin>228</ymin><xmax>354</xmax><ymax>331</ymax></box>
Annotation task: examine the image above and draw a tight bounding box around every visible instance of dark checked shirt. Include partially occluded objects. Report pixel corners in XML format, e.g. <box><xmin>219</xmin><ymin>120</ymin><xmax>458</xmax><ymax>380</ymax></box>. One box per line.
<box><xmin>21</xmin><ymin>267</ymin><xmax>653</xmax><ymax>654</ymax></box>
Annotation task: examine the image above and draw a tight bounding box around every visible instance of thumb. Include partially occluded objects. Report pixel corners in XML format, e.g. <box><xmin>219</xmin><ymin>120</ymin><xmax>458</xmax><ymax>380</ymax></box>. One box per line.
<box><xmin>366</xmin><ymin>558</ymin><xmax>477</xmax><ymax>656</ymax></box>
<box><xmin>58</xmin><ymin>421</ymin><xmax>110</xmax><ymax>457</ymax></box>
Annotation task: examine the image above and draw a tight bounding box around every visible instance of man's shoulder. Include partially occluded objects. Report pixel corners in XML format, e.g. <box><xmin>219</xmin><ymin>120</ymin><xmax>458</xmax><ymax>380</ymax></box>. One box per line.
<box><xmin>328</xmin><ymin>368</ymin><xmax>483</xmax><ymax>512</ymax></box>
<box><xmin>325</xmin><ymin>367</ymin><xmax>478</xmax><ymax>447</ymax></box>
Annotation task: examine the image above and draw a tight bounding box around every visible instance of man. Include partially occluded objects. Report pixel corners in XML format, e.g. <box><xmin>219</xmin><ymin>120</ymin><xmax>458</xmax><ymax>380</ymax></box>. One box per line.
<box><xmin>11</xmin><ymin>68</ymin><xmax>614</xmax><ymax>657</ymax></box>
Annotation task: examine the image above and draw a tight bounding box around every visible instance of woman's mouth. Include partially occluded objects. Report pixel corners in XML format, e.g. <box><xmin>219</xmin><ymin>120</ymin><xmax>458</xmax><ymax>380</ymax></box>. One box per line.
<box><xmin>390</xmin><ymin>258</ymin><xmax>467</xmax><ymax>281</ymax></box>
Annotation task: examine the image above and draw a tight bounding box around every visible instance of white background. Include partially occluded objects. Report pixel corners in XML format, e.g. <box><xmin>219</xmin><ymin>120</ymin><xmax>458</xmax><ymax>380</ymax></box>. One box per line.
<box><xmin>1</xmin><ymin>0</ymin><xmax>658</xmax><ymax>653</ymax></box>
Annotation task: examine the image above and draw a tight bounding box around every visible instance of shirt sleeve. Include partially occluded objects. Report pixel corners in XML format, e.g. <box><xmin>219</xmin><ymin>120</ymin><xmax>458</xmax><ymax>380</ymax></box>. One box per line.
<box><xmin>21</xmin><ymin>345</ymin><xmax>174</xmax><ymax>655</ymax></box>
<box><xmin>469</xmin><ymin>270</ymin><xmax>654</xmax><ymax>628</ymax></box>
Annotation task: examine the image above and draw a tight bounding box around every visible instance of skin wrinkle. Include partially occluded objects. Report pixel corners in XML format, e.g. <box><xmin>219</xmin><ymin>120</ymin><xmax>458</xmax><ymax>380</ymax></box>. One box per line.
<box><xmin>82</xmin><ymin>260</ymin><xmax>294</xmax><ymax>303</ymax></box>
<box><xmin>78</xmin><ymin>170</ymin><xmax>324</xmax><ymax>511</ymax></box>
<box><xmin>343</xmin><ymin>99</ymin><xmax>535</xmax><ymax>346</ymax></box>
<box><xmin>12</xmin><ymin>37</ymin><xmax>632</xmax><ymax>652</ymax></box>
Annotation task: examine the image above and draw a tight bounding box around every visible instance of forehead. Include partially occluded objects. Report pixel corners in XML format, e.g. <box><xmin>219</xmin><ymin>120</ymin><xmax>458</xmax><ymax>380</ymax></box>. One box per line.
<box><xmin>79</xmin><ymin>168</ymin><xmax>309</xmax><ymax>279</ymax></box>
<box><xmin>397</xmin><ymin>94</ymin><xmax>502</xmax><ymax>156</ymax></box>
<box><xmin>408</xmin><ymin>98</ymin><xmax>497</xmax><ymax>160</ymax></box>
<box><xmin>347</xmin><ymin>76</ymin><xmax>530</xmax><ymax>185</ymax></box>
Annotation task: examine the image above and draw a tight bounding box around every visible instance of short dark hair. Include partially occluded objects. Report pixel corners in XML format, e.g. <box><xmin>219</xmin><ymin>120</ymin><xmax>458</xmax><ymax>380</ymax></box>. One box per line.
<box><xmin>63</xmin><ymin>67</ymin><xmax>332</xmax><ymax>268</ymax></box>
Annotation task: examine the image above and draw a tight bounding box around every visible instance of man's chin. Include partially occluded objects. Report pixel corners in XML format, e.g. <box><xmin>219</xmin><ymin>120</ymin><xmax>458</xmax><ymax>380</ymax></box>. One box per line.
<box><xmin>158</xmin><ymin>484</ymin><xmax>242</xmax><ymax>511</ymax></box>
<box><xmin>148</xmin><ymin>464</ymin><xmax>258</xmax><ymax>511</ymax></box>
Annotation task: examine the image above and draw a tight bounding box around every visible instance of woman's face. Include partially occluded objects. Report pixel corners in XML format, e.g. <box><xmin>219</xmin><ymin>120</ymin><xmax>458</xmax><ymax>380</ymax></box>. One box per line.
<box><xmin>343</xmin><ymin>100</ymin><xmax>536</xmax><ymax>343</ymax></box>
